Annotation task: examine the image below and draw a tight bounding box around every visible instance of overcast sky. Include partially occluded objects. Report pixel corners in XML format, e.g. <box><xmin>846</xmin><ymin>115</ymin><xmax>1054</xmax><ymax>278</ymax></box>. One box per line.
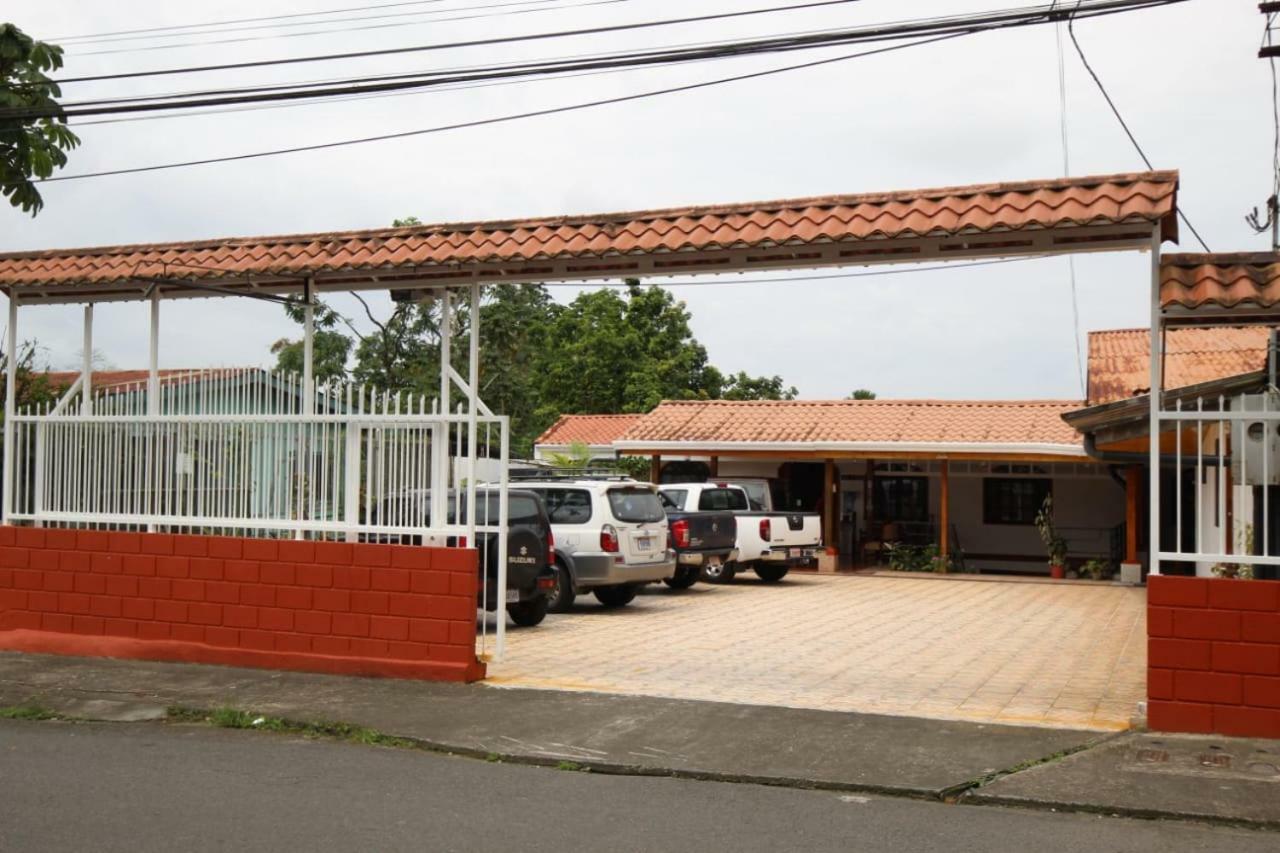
<box><xmin>2</xmin><ymin>0</ymin><xmax>1270</xmax><ymax>402</ymax></box>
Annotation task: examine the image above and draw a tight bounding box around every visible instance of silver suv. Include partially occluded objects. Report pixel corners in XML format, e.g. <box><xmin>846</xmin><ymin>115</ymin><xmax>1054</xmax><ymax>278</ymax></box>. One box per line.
<box><xmin>514</xmin><ymin>476</ymin><xmax>675</xmax><ymax>611</ymax></box>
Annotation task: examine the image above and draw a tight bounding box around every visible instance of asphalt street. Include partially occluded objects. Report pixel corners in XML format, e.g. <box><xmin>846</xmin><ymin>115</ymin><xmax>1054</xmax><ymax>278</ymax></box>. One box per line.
<box><xmin>0</xmin><ymin>719</ymin><xmax>1272</xmax><ymax>852</ymax></box>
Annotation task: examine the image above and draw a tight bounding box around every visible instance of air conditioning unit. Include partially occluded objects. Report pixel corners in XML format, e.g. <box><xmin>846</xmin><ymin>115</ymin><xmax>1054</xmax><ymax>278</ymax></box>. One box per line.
<box><xmin>1231</xmin><ymin>392</ymin><xmax>1280</xmax><ymax>485</ymax></box>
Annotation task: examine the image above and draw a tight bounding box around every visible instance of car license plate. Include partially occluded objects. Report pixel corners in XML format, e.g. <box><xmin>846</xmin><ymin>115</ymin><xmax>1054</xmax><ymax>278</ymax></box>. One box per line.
<box><xmin>788</xmin><ymin>548</ymin><xmax>802</xmax><ymax>558</ymax></box>
<box><xmin>636</xmin><ymin>537</ymin><xmax>654</xmax><ymax>552</ymax></box>
<box><xmin>505</xmin><ymin>588</ymin><xmax>520</xmax><ymax>603</ymax></box>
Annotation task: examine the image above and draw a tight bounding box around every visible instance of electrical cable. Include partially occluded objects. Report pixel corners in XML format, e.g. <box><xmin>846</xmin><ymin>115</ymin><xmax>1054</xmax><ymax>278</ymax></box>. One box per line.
<box><xmin>53</xmin><ymin>0</ymin><xmax>867</xmax><ymax>83</ymax></box>
<box><xmin>537</xmin><ymin>256</ymin><xmax>1047</xmax><ymax>287</ymax></box>
<box><xmin>58</xmin><ymin>0</ymin><xmax>577</xmax><ymax>44</ymax></box>
<box><xmin>1065</xmin><ymin>10</ymin><xmax>1211</xmax><ymax>252</ymax></box>
<box><xmin>73</xmin><ymin>0</ymin><xmax>638</xmax><ymax>57</ymax></box>
<box><xmin>54</xmin><ymin>0</ymin><xmax>473</xmax><ymax>41</ymax></box>
<box><xmin>42</xmin><ymin>34</ymin><xmax>962</xmax><ymax>182</ymax></box>
<box><xmin>33</xmin><ymin>0</ymin><xmax>1189</xmax><ymax>182</ymax></box>
<box><xmin>19</xmin><ymin>0</ymin><xmax>1187</xmax><ymax>121</ymax></box>
<box><xmin>1055</xmin><ymin>0</ymin><xmax>1087</xmax><ymax>398</ymax></box>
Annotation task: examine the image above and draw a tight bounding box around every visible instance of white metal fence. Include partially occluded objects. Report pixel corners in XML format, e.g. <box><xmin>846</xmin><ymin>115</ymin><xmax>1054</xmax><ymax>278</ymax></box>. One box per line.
<box><xmin>1156</xmin><ymin>391</ymin><xmax>1280</xmax><ymax>575</ymax></box>
<box><xmin>5</xmin><ymin>368</ymin><xmax>511</xmax><ymax>658</ymax></box>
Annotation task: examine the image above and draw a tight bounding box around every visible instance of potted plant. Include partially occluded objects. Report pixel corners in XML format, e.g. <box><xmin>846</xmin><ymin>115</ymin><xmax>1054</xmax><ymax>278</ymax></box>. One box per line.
<box><xmin>1080</xmin><ymin>558</ymin><xmax>1114</xmax><ymax>581</ymax></box>
<box><xmin>1034</xmin><ymin>495</ymin><xmax>1068</xmax><ymax>579</ymax></box>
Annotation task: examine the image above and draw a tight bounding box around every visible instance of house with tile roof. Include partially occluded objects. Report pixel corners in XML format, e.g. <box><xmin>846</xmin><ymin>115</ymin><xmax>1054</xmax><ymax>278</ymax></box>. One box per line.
<box><xmin>535</xmin><ymin>323</ymin><xmax>1277</xmax><ymax>577</ymax></box>
<box><xmin>1066</xmin><ymin>320</ymin><xmax>1277</xmax><ymax>580</ymax></box>
<box><xmin>532</xmin><ymin>414</ymin><xmax>644</xmax><ymax>464</ymax></box>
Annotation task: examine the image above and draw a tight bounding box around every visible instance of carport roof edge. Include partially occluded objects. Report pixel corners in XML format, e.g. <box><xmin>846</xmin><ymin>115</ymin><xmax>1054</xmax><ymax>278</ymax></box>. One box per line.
<box><xmin>0</xmin><ymin>169</ymin><xmax>1178</xmax><ymax>303</ymax></box>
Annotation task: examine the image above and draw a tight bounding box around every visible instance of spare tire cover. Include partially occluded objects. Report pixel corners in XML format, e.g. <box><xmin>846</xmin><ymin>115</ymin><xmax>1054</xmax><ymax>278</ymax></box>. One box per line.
<box><xmin>503</xmin><ymin>528</ymin><xmax>544</xmax><ymax>589</ymax></box>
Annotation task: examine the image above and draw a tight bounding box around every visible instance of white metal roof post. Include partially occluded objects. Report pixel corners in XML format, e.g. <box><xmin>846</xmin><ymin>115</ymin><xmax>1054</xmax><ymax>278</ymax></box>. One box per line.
<box><xmin>81</xmin><ymin>305</ymin><xmax>92</xmax><ymax>413</ymax></box>
<box><xmin>302</xmin><ymin>277</ymin><xmax>315</xmax><ymax>415</ymax></box>
<box><xmin>148</xmin><ymin>291</ymin><xmax>160</xmax><ymax>414</ymax></box>
<box><xmin>1148</xmin><ymin>229</ymin><xmax>1163</xmax><ymax>576</ymax></box>
<box><xmin>2</xmin><ymin>295</ymin><xmax>16</xmax><ymax>525</ymax></box>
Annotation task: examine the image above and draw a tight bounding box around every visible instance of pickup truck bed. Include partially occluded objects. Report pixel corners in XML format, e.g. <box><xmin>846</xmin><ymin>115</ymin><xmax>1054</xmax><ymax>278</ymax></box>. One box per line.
<box><xmin>661</xmin><ymin>509</ymin><xmax>737</xmax><ymax>589</ymax></box>
<box><xmin>659</xmin><ymin>484</ymin><xmax>821</xmax><ymax>584</ymax></box>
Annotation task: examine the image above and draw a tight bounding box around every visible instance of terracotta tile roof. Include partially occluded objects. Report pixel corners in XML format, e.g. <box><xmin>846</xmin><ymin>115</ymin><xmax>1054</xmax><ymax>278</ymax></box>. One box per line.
<box><xmin>615</xmin><ymin>399</ymin><xmax>1085</xmax><ymax>454</ymax></box>
<box><xmin>1087</xmin><ymin>327</ymin><xmax>1270</xmax><ymax>405</ymax></box>
<box><xmin>0</xmin><ymin>171</ymin><xmax>1178</xmax><ymax>291</ymax></box>
<box><xmin>1161</xmin><ymin>253</ymin><xmax>1280</xmax><ymax>312</ymax></box>
<box><xmin>535</xmin><ymin>413</ymin><xmax>645</xmax><ymax>448</ymax></box>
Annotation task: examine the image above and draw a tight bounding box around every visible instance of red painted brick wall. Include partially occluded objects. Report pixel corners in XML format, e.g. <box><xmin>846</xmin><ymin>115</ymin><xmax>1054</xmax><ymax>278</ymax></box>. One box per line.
<box><xmin>1148</xmin><ymin>575</ymin><xmax>1280</xmax><ymax>738</ymax></box>
<box><xmin>0</xmin><ymin>527</ymin><xmax>484</xmax><ymax>682</ymax></box>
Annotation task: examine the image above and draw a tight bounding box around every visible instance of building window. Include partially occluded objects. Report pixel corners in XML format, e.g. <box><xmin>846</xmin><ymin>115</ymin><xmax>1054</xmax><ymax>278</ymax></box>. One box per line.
<box><xmin>983</xmin><ymin>478</ymin><xmax>1052</xmax><ymax>525</ymax></box>
<box><xmin>876</xmin><ymin>477</ymin><xmax>929</xmax><ymax>522</ymax></box>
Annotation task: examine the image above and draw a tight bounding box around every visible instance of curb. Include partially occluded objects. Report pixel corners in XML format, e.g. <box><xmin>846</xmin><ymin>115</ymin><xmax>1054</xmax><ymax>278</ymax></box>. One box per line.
<box><xmin>961</xmin><ymin>791</ymin><xmax>1280</xmax><ymax>833</ymax></box>
<box><xmin>8</xmin><ymin>697</ymin><xmax>1279</xmax><ymax>833</ymax></box>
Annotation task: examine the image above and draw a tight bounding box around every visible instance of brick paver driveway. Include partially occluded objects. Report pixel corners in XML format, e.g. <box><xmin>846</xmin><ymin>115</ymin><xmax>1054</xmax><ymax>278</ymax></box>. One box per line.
<box><xmin>485</xmin><ymin>574</ymin><xmax>1147</xmax><ymax>731</ymax></box>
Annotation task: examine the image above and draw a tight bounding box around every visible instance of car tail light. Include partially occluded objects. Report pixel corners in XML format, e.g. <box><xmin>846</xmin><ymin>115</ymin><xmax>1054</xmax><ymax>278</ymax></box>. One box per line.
<box><xmin>759</xmin><ymin>518</ymin><xmax>772</xmax><ymax>542</ymax></box>
<box><xmin>671</xmin><ymin>519</ymin><xmax>690</xmax><ymax>549</ymax></box>
<box><xmin>600</xmin><ymin>524</ymin><xmax>619</xmax><ymax>553</ymax></box>
<box><xmin>547</xmin><ymin>528</ymin><xmax>555</xmax><ymax>558</ymax></box>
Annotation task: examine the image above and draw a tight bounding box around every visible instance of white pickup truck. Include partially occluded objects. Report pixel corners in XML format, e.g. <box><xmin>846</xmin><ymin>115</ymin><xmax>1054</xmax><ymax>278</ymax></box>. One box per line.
<box><xmin>658</xmin><ymin>482</ymin><xmax>822</xmax><ymax>584</ymax></box>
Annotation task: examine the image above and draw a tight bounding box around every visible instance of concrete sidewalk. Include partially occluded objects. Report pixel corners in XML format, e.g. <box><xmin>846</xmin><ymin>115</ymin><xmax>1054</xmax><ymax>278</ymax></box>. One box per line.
<box><xmin>1</xmin><ymin>651</ymin><xmax>1276</xmax><ymax>829</ymax></box>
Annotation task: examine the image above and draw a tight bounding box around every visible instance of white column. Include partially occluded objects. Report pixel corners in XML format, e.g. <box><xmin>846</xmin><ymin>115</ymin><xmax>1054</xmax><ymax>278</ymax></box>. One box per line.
<box><xmin>2</xmin><ymin>295</ymin><xmax>17</xmax><ymax>525</ymax></box>
<box><xmin>439</xmin><ymin>290</ymin><xmax>452</xmax><ymax>414</ymax></box>
<box><xmin>82</xmin><ymin>305</ymin><xmax>93</xmax><ymax>414</ymax></box>
<box><xmin>464</xmin><ymin>283</ymin><xmax>480</xmax><ymax>547</ymax></box>
<box><xmin>1148</xmin><ymin>227</ymin><xmax>1163</xmax><ymax>575</ymax></box>
<box><xmin>148</xmin><ymin>292</ymin><xmax>160</xmax><ymax>414</ymax></box>
<box><xmin>432</xmin><ymin>290</ymin><xmax>453</xmax><ymax>531</ymax></box>
<box><xmin>302</xmin><ymin>277</ymin><xmax>315</xmax><ymax>414</ymax></box>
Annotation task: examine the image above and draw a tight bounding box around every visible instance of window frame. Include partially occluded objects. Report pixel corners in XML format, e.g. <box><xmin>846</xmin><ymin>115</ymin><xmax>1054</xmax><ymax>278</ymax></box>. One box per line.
<box><xmin>982</xmin><ymin>477</ymin><xmax>1053</xmax><ymax>526</ymax></box>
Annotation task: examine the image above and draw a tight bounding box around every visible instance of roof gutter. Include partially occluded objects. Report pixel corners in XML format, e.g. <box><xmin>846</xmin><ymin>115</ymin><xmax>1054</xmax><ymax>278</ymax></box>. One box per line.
<box><xmin>614</xmin><ymin>440</ymin><xmax>1088</xmax><ymax>458</ymax></box>
<box><xmin>1082</xmin><ymin>432</ymin><xmax>1224</xmax><ymax>467</ymax></box>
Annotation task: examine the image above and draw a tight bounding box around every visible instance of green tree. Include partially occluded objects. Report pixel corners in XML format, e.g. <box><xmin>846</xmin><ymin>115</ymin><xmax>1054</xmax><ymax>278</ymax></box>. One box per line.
<box><xmin>1</xmin><ymin>24</ymin><xmax>79</xmax><ymax>215</ymax></box>
<box><xmin>849</xmin><ymin>389</ymin><xmax>877</xmax><ymax>400</ymax></box>
<box><xmin>721</xmin><ymin>371</ymin><xmax>797</xmax><ymax>401</ymax></box>
<box><xmin>270</xmin><ymin>299</ymin><xmax>353</xmax><ymax>384</ymax></box>
<box><xmin>533</xmin><ymin>282</ymin><xmax>721</xmax><ymax>420</ymax></box>
<box><xmin>0</xmin><ymin>340</ymin><xmax>58</xmax><ymax>419</ymax></box>
<box><xmin>467</xmin><ymin>284</ymin><xmax>556</xmax><ymax>455</ymax></box>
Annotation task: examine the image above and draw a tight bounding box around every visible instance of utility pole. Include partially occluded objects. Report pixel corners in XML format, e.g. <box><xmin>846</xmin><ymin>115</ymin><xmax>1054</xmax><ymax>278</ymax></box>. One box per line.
<box><xmin>1260</xmin><ymin>2</ymin><xmax>1280</xmax><ymax>58</ymax></box>
<box><xmin>1253</xmin><ymin>4</ymin><xmax>1280</xmax><ymax>248</ymax></box>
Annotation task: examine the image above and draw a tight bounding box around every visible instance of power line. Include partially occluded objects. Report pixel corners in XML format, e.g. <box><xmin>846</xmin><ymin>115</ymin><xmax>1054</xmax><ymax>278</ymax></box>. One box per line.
<box><xmin>1065</xmin><ymin>11</ymin><xmax>1212</xmax><ymax>252</ymax></box>
<box><xmin>66</xmin><ymin>21</ymin><xmax>860</xmax><ymax>128</ymax></box>
<box><xmin>72</xmin><ymin>0</ymin><xmax>638</xmax><ymax>58</ymax></box>
<box><xmin>36</xmin><ymin>0</ymin><xmax>1189</xmax><ymax>182</ymax></box>
<box><xmin>43</xmin><ymin>34</ymin><xmax>963</xmax><ymax>182</ymax></box>
<box><xmin>54</xmin><ymin>0</ymin><xmax>865</xmax><ymax>83</ymax></box>
<box><xmin>58</xmin><ymin>0</ymin><xmax>569</xmax><ymax>44</ymax></box>
<box><xmin>22</xmin><ymin>0</ymin><xmax>1187</xmax><ymax>121</ymax></box>
<box><xmin>540</xmin><ymin>257</ymin><xmax>1048</xmax><ymax>288</ymax></box>
<box><xmin>55</xmin><ymin>0</ymin><xmax>465</xmax><ymax>41</ymax></box>
<box><xmin>1052</xmin><ymin>0</ymin><xmax>1086</xmax><ymax>398</ymax></box>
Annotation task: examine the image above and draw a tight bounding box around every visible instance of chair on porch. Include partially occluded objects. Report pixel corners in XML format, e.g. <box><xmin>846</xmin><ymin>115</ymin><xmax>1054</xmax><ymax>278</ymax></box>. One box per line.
<box><xmin>860</xmin><ymin>522</ymin><xmax>900</xmax><ymax>566</ymax></box>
